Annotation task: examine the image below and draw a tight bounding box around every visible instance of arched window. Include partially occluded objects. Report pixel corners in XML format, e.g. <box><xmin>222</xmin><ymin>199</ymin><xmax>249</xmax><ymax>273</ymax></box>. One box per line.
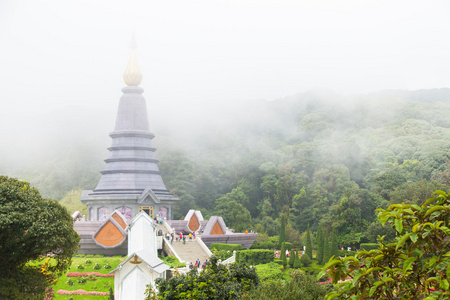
<box><xmin>98</xmin><ymin>207</ymin><xmax>110</xmax><ymax>221</ymax></box>
<box><xmin>116</xmin><ymin>206</ymin><xmax>132</xmax><ymax>221</ymax></box>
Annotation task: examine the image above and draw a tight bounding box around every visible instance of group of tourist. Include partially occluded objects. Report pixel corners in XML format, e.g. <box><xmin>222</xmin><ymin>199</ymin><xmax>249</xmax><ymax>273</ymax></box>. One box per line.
<box><xmin>189</xmin><ymin>258</ymin><xmax>208</xmax><ymax>271</ymax></box>
<box><xmin>165</xmin><ymin>231</ymin><xmax>196</xmax><ymax>244</ymax></box>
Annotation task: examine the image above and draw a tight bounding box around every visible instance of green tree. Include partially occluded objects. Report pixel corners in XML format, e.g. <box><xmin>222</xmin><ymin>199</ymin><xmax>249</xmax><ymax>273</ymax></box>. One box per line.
<box><xmin>300</xmin><ymin>253</ymin><xmax>312</xmax><ymax>267</ymax></box>
<box><xmin>281</xmin><ymin>243</ymin><xmax>287</xmax><ymax>268</ymax></box>
<box><xmin>322</xmin><ymin>229</ymin><xmax>331</xmax><ymax>264</ymax></box>
<box><xmin>278</xmin><ymin>215</ymin><xmax>286</xmax><ymax>248</ymax></box>
<box><xmin>305</xmin><ymin>223</ymin><xmax>313</xmax><ymax>259</ymax></box>
<box><xmin>0</xmin><ymin>176</ymin><xmax>80</xmax><ymax>299</ymax></box>
<box><xmin>330</xmin><ymin>228</ymin><xmax>339</xmax><ymax>259</ymax></box>
<box><xmin>315</xmin><ymin>225</ymin><xmax>324</xmax><ymax>264</ymax></box>
<box><xmin>293</xmin><ymin>251</ymin><xmax>301</xmax><ymax>269</ymax></box>
<box><xmin>288</xmin><ymin>248</ymin><xmax>295</xmax><ymax>267</ymax></box>
<box><xmin>214</xmin><ymin>199</ymin><xmax>251</xmax><ymax>232</ymax></box>
<box><xmin>322</xmin><ymin>191</ymin><xmax>450</xmax><ymax>299</ymax></box>
<box><xmin>155</xmin><ymin>255</ymin><xmax>259</xmax><ymax>299</ymax></box>
<box><xmin>241</xmin><ymin>270</ymin><xmax>331</xmax><ymax>300</ymax></box>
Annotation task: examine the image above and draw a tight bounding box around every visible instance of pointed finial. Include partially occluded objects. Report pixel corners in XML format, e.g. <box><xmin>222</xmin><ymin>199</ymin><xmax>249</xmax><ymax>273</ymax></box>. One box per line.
<box><xmin>123</xmin><ymin>34</ymin><xmax>142</xmax><ymax>86</ymax></box>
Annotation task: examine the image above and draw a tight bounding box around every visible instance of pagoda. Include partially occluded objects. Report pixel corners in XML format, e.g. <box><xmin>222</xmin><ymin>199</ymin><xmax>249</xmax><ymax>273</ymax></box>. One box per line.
<box><xmin>81</xmin><ymin>38</ymin><xmax>179</xmax><ymax>222</ymax></box>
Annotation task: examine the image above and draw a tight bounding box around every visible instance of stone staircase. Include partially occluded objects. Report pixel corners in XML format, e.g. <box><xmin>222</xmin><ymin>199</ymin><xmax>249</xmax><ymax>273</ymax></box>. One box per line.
<box><xmin>168</xmin><ymin>239</ymin><xmax>211</xmax><ymax>265</ymax></box>
<box><xmin>157</xmin><ymin>222</ymin><xmax>211</xmax><ymax>266</ymax></box>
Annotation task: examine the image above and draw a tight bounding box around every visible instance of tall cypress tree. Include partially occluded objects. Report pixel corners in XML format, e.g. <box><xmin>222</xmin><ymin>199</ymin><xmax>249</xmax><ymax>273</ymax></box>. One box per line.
<box><xmin>306</xmin><ymin>223</ymin><xmax>312</xmax><ymax>259</ymax></box>
<box><xmin>281</xmin><ymin>242</ymin><xmax>287</xmax><ymax>268</ymax></box>
<box><xmin>288</xmin><ymin>247</ymin><xmax>295</xmax><ymax>267</ymax></box>
<box><xmin>330</xmin><ymin>228</ymin><xmax>339</xmax><ymax>259</ymax></box>
<box><xmin>278</xmin><ymin>215</ymin><xmax>286</xmax><ymax>248</ymax></box>
<box><xmin>293</xmin><ymin>250</ymin><xmax>301</xmax><ymax>269</ymax></box>
<box><xmin>323</xmin><ymin>228</ymin><xmax>331</xmax><ymax>264</ymax></box>
<box><xmin>316</xmin><ymin>225</ymin><xmax>324</xmax><ymax>264</ymax></box>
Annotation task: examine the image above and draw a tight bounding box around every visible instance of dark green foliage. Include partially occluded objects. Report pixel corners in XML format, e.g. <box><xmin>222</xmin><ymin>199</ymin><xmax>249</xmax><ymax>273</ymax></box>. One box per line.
<box><xmin>210</xmin><ymin>243</ymin><xmax>243</xmax><ymax>252</ymax></box>
<box><xmin>315</xmin><ymin>225</ymin><xmax>324</xmax><ymax>264</ymax></box>
<box><xmin>0</xmin><ymin>176</ymin><xmax>80</xmax><ymax>299</ymax></box>
<box><xmin>359</xmin><ymin>243</ymin><xmax>379</xmax><ymax>251</ymax></box>
<box><xmin>108</xmin><ymin>287</ymin><xmax>114</xmax><ymax>300</ymax></box>
<box><xmin>236</xmin><ymin>250</ymin><xmax>274</xmax><ymax>265</ymax></box>
<box><xmin>337</xmin><ymin>250</ymin><xmax>357</xmax><ymax>257</ymax></box>
<box><xmin>322</xmin><ymin>191</ymin><xmax>450</xmax><ymax>299</ymax></box>
<box><xmin>278</xmin><ymin>215</ymin><xmax>286</xmax><ymax>248</ymax></box>
<box><xmin>300</xmin><ymin>253</ymin><xmax>312</xmax><ymax>267</ymax></box>
<box><xmin>283</xmin><ymin>242</ymin><xmax>292</xmax><ymax>250</ymax></box>
<box><xmin>330</xmin><ymin>228</ymin><xmax>339</xmax><ymax>258</ymax></box>
<box><xmin>250</xmin><ymin>241</ymin><xmax>276</xmax><ymax>249</ymax></box>
<box><xmin>305</xmin><ymin>223</ymin><xmax>313</xmax><ymax>259</ymax></box>
<box><xmin>288</xmin><ymin>248</ymin><xmax>295</xmax><ymax>267</ymax></box>
<box><xmin>241</xmin><ymin>271</ymin><xmax>332</xmax><ymax>300</ymax></box>
<box><xmin>293</xmin><ymin>251</ymin><xmax>301</xmax><ymax>269</ymax></box>
<box><xmin>322</xmin><ymin>229</ymin><xmax>331</xmax><ymax>264</ymax></box>
<box><xmin>155</xmin><ymin>255</ymin><xmax>259</xmax><ymax>299</ymax></box>
<box><xmin>280</xmin><ymin>243</ymin><xmax>287</xmax><ymax>268</ymax></box>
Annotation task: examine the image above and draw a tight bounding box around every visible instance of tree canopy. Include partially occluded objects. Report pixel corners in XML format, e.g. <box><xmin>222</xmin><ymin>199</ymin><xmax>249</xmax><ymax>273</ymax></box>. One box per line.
<box><xmin>321</xmin><ymin>191</ymin><xmax>450</xmax><ymax>299</ymax></box>
<box><xmin>153</xmin><ymin>255</ymin><xmax>259</xmax><ymax>299</ymax></box>
<box><xmin>0</xmin><ymin>176</ymin><xmax>80</xmax><ymax>299</ymax></box>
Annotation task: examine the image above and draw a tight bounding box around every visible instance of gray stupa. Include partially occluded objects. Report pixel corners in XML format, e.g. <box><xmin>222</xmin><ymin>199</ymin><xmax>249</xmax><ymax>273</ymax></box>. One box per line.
<box><xmin>81</xmin><ymin>39</ymin><xmax>179</xmax><ymax>222</ymax></box>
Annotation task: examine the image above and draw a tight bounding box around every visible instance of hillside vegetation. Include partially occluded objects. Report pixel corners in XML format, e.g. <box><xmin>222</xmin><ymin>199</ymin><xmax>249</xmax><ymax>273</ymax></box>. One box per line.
<box><xmin>6</xmin><ymin>88</ymin><xmax>450</xmax><ymax>247</ymax></box>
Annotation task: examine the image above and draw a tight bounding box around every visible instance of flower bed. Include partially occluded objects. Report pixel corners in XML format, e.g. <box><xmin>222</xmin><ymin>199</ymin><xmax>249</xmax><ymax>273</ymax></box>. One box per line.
<box><xmin>67</xmin><ymin>272</ymin><xmax>114</xmax><ymax>278</ymax></box>
<box><xmin>57</xmin><ymin>289</ymin><xmax>110</xmax><ymax>295</ymax></box>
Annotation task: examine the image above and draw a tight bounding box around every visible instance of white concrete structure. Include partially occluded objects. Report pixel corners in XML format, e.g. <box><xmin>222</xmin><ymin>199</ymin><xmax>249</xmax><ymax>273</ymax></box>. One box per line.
<box><xmin>112</xmin><ymin>211</ymin><xmax>169</xmax><ymax>300</ymax></box>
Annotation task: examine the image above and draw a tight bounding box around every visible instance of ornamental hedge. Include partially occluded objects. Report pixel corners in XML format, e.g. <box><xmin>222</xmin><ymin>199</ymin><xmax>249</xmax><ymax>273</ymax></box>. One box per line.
<box><xmin>236</xmin><ymin>249</ymin><xmax>273</xmax><ymax>265</ymax></box>
<box><xmin>210</xmin><ymin>243</ymin><xmax>243</xmax><ymax>252</ymax></box>
<box><xmin>359</xmin><ymin>243</ymin><xmax>379</xmax><ymax>251</ymax></box>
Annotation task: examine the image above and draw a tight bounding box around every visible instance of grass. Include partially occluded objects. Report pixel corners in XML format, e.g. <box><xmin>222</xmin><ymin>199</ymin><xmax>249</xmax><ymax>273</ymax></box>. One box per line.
<box><xmin>51</xmin><ymin>256</ymin><xmax>125</xmax><ymax>300</ymax></box>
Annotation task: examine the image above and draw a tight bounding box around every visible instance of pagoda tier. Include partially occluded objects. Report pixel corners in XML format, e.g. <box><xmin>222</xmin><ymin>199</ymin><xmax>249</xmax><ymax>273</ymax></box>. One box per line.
<box><xmin>91</xmin><ymin>86</ymin><xmax>172</xmax><ymax>197</ymax></box>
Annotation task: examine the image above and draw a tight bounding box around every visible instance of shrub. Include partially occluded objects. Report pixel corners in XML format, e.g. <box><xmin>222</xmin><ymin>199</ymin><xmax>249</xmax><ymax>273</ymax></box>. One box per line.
<box><xmin>77</xmin><ymin>264</ymin><xmax>85</xmax><ymax>270</ymax></box>
<box><xmin>88</xmin><ymin>273</ymin><xmax>97</xmax><ymax>281</ymax></box>
<box><xmin>293</xmin><ymin>251</ymin><xmax>301</xmax><ymax>269</ymax></box>
<box><xmin>359</xmin><ymin>243</ymin><xmax>379</xmax><ymax>251</ymax></box>
<box><xmin>283</xmin><ymin>242</ymin><xmax>292</xmax><ymax>250</ymax></box>
<box><xmin>236</xmin><ymin>249</ymin><xmax>274</xmax><ymax>265</ymax></box>
<box><xmin>104</xmin><ymin>263</ymin><xmax>111</xmax><ymax>269</ymax></box>
<box><xmin>300</xmin><ymin>253</ymin><xmax>312</xmax><ymax>267</ymax></box>
<box><xmin>77</xmin><ymin>277</ymin><xmax>87</xmax><ymax>284</ymax></box>
<box><xmin>160</xmin><ymin>256</ymin><xmax>186</xmax><ymax>268</ymax></box>
<box><xmin>250</xmin><ymin>241</ymin><xmax>276</xmax><ymax>249</ymax></box>
<box><xmin>93</xmin><ymin>263</ymin><xmax>101</xmax><ymax>270</ymax></box>
<box><xmin>210</xmin><ymin>243</ymin><xmax>243</xmax><ymax>252</ymax></box>
<box><xmin>212</xmin><ymin>249</ymin><xmax>234</xmax><ymax>261</ymax></box>
<box><xmin>66</xmin><ymin>279</ymin><xmax>74</xmax><ymax>286</ymax></box>
<box><xmin>337</xmin><ymin>250</ymin><xmax>357</xmax><ymax>257</ymax></box>
<box><xmin>255</xmin><ymin>262</ymin><xmax>283</xmax><ymax>281</ymax></box>
<box><xmin>85</xmin><ymin>260</ymin><xmax>92</xmax><ymax>265</ymax></box>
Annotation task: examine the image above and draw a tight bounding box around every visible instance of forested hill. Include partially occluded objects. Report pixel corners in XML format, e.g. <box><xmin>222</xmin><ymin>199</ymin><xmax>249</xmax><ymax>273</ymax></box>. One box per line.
<box><xmin>156</xmin><ymin>88</ymin><xmax>450</xmax><ymax>246</ymax></box>
<box><xmin>4</xmin><ymin>88</ymin><xmax>450</xmax><ymax>247</ymax></box>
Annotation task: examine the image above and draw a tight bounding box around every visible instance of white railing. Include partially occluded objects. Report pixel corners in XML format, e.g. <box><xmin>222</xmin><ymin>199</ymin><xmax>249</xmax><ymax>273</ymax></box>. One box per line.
<box><xmin>221</xmin><ymin>251</ymin><xmax>236</xmax><ymax>265</ymax></box>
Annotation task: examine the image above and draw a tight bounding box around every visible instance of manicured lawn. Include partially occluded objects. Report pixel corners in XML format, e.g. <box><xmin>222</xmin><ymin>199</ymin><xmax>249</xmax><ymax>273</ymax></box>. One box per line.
<box><xmin>51</xmin><ymin>255</ymin><xmax>125</xmax><ymax>300</ymax></box>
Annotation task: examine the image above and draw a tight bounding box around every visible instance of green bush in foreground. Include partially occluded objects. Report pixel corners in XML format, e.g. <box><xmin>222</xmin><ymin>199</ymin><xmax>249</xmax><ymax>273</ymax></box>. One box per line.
<box><xmin>322</xmin><ymin>191</ymin><xmax>450</xmax><ymax>299</ymax></box>
<box><xmin>241</xmin><ymin>270</ymin><xmax>332</xmax><ymax>300</ymax></box>
<box><xmin>153</xmin><ymin>255</ymin><xmax>259</xmax><ymax>299</ymax></box>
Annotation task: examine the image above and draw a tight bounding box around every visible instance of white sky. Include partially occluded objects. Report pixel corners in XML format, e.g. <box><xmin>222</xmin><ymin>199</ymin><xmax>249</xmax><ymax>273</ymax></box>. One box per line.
<box><xmin>1</xmin><ymin>0</ymin><xmax>450</xmax><ymax>166</ymax></box>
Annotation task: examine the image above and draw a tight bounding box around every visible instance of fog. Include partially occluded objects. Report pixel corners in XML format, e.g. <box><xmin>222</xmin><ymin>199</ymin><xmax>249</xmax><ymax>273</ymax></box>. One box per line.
<box><xmin>1</xmin><ymin>0</ymin><xmax>450</xmax><ymax>175</ymax></box>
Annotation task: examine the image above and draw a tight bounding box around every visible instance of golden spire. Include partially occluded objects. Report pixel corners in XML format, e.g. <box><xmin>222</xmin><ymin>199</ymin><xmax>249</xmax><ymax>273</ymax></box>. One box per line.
<box><xmin>123</xmin><ymin>34</ymin><xmax>142</xmax><ymax>86</ymax></box>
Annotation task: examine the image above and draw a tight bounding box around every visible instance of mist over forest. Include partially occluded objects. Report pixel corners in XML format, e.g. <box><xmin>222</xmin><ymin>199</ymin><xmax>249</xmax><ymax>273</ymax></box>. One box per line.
<box><xmin>3</xmin><ymin>87</ymin><xmax>450</xmax><ymax>247</ymax></box>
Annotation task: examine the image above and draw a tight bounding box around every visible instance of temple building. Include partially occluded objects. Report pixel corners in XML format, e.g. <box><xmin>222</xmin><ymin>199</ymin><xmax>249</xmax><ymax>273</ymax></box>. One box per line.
<box><xmin>81</xmin><ymin>39</ymin><xmax>179</xmax><ymax>222</ymax></box>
